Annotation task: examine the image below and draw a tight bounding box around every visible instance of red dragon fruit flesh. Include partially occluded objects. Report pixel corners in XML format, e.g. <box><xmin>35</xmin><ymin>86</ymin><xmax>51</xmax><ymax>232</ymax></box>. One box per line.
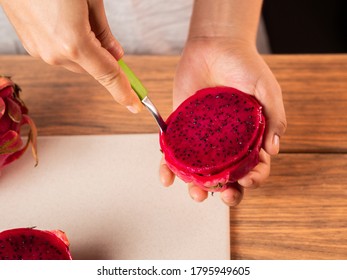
<box><xmin>0</xmin><ymin>228</ymin><xmax>72</xmax><ymax>260</ymax></box>
<box><xmin>160</xmin><ymin>86</ymin><xmax>265</xmax><ymax>192</ymax></box>
<box><xmin>0</xmin><ymin>76</ymin><xmax>38</xmax><ymax>170</ymax></box>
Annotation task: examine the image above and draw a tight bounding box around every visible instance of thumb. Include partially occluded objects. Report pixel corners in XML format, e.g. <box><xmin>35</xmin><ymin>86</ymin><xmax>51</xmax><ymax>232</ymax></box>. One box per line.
<box><xmin>81</xmin><ymin>1</ymin><xmax>142</xmax><ymax>112</ymax></box>
<box><xmin>75</xmin><ymin>38</ymin><xmax>143</xmax><ymax>113</ymax></box>
<box><xmin>255</xmin><ymin>73</ymin><xmax>287</xmax><ymax>155</ymax></box>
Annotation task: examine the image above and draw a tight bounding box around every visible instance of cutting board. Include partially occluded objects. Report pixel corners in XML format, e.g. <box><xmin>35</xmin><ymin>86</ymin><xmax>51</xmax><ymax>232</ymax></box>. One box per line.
<box><xmin>0</xmin><ymin>134</ymin><xmax>229</xmax><ymax>260</ymax></box>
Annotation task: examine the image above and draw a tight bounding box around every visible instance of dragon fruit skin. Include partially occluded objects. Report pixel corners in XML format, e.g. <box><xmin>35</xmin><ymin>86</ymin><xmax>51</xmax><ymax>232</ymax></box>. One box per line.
<box><xmin>0</xmin><ymin>228</ymin><xmax>72</xmax><ymax>260</ymax></box>
<box><xmin>160</xmin><ymin>87</ymin><xmax>265</xmax><ymax>192</ymax></box>
<box><xmin>0</xmin><ymin>76</ymin><xmax>38</xmax><ymax>170</ymax></box>
<box><xmin>164</xmin><ymin>135</ymin><xmax>262</xmax><ymax>192</ymax></box>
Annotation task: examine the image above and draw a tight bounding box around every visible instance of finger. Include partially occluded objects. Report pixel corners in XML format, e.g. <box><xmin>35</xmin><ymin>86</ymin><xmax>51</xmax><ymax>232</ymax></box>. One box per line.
<box><xmin>220</xmin><ymin>183</ymin><xmax>244</xmax><ymax>207</ymax></box>
<box><xmin>37</xmin><ymin>50</ymin><xmax>87</xmax><ymax>73</ymax></box>
<box><xmin>255</xmin><ymin>70</ymin><xmax>287</xmax><ymax>156</ymax></box>
<box><xmin>188</xmin><ymin>183</ymin><xmax>208</xmax><ymax>202</ymax></box>
<box><xmin>88</xmin><ymin>0</ymin><xmax>124</xmax><ymax>59</ymax></box>
<box><xmin>62</xmin><ymin>62</ymin><xmax>86</xmax><ymax>74</ymax></box>
<box><xmin>159</xmin><ymin>157</ymin><xmax>175</xmax><ymax>187</ymax></box>
<box><xmin>237</xmin><ymin>149</ymin><xmax>270</xmax><ymax>189</ymax></box>
<box><xmin>22</xmin><ymin>43</ymin><xmax>40</xmax><ymax>59</ymax></box>
<box><xmin>73</xmin><ymin>34</ymin><xmax>143</xmax><ymax>113</ymax></box>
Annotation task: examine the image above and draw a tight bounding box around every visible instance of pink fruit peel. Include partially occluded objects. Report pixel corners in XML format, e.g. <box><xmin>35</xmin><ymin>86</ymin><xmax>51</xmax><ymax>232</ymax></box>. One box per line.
<box><xmin>160</xmin><ymin>86</ymin><xmax>265</xmax><ymax>192</ymax></box>
<box><xmin>0</xmin><ymin>227</ymin><xmax>72</xmax><ymax>260</ymax></box>
<box><xmin>0</xmin><ymin>76</ymin><xmax>38</xmax><ymax>170</ymax></box>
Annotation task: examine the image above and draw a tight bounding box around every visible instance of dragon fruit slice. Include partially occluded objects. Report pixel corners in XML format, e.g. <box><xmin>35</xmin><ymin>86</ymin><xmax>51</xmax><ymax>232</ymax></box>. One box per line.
<box><xmin>160</xmin><ymin>86</ymin><xmax>265</xmax><ymax>192</ymax></box>
<box><xmin>0</xmin><ymin>76</ymin><xmax>38</xmax><ymax>170</ymax></box>
<box><xmin>0</xmin><ymin>228</ymin><xmax>72</xmax><ymax>260</ymax></box>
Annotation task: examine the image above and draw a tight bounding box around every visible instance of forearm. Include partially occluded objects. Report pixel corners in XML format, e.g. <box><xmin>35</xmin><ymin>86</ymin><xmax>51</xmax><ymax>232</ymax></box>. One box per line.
<box><xmin>189</xmin><ymin>0</ymin><xmax>263</xmax><ymax>44</ymax></box>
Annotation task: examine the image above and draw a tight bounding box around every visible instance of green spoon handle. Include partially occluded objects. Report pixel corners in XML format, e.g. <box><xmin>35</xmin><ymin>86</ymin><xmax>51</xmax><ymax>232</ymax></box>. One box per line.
<box><xmin>118</xmin><ymin>59</ymin><xmax>148</xmax><ymax>101</ymax></box>
<box><xmin>118</xmin><ymin>58</ymin><xmax>167</xmax><ymax>132</ymax></box>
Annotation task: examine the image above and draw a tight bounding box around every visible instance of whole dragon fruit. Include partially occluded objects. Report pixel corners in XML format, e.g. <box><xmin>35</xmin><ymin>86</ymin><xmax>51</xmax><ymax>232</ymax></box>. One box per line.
<box><xmin>160</xmin><ymin>86</ymin><xmax>265</xmax><ymax>192</ymax></box>
<box><xmin>0</xmin><ymin>76</ymin><xmax>37</xmax><ymax>170</ymax></box>
<box><xmin>0</xmin><ymin>227</ymin><xmax>72</xmax><ymax>260</ymax></box>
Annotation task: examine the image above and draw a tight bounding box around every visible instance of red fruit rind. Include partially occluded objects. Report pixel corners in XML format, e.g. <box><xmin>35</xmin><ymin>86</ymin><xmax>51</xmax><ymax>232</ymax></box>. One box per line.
<box><xmin>46</xmin><ymin>229</ymin><xmax>70</xmax><ymax>247</ymax></box>
<box><xmin>0</xmin><ymin>228</ymin><xmax>72</xmax><ymax>260</ymax></box>
<box><xmin>0</xmin><ymin>76</ymin><xmax>38</xmax><ymax>170</ymax></box>
<box><xmin>160</xmin><ymin>86</ymin><xmax>265</xmax><ymax>192</ymax></box>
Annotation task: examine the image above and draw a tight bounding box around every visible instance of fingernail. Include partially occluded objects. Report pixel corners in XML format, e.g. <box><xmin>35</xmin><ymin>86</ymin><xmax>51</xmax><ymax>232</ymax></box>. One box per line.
<box><xmin>223</xmin><ymin>192</ymin><xmax>239</xmax><ymax>206</ymax></box>
<box><xmin>190</xmin><ymin>192</ymin><xmax>198</xmax><ymax>201</ymax></box>
<box><xmin>126</xmin><ymin>105</ymin><xmax>139</xmax><ymax>114</ymax></box>
<box><xmin>239</xmin><ymin>177</ymin><xmax>253</xmax><ymax>188</ymax></box>
<box><xmin>191</xmin><ymin>192</ymin><xmax>205</xmax><ymax>202</ymax></box>
<box><xmin>273</xmin><ymin>134</ymin><xmax>280</xmax><ymax>153</ymax></box>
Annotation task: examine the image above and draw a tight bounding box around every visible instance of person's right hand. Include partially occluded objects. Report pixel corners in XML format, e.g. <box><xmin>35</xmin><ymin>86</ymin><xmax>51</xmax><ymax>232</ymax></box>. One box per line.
<box><xmin>0</xmin><ymin>0</ymin><xmax>142</xmax><ymax>113</ymax></box>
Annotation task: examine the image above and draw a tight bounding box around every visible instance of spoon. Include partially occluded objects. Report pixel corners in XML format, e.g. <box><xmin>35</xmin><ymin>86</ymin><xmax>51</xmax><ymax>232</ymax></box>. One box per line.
<box><xmin>118</xmin><ymin>59</ymin><xmax>167</xmax><ymax>133</ymax></box>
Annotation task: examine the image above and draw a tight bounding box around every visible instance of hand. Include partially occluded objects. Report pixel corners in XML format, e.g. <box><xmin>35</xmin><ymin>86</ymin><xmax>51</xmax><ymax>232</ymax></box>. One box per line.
<box><xmin>0</xmin><ymin>0</ymin><xmax>142</xmax><ymax>113</ymax></box>
<box><xmin>159</xmin><ymin>37</ymin><xmax>287</xmax><ymax>206</ymax></box>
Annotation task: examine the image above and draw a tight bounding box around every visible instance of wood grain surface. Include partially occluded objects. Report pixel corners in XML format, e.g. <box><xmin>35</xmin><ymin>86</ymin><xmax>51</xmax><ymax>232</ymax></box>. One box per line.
<box><xmin>231</xmin><ymin>154</ymin><xmax>347</xmax><ymax>259</ymax></box>
<box><xmin>1</xmin><ymin>54</ymin><xmax>347</xmax><ymax>259</ymax></box>
<box><xmin>0</xmin><ymin>55</ymin><xmax>175</xmax><ymax>136</ymax></box>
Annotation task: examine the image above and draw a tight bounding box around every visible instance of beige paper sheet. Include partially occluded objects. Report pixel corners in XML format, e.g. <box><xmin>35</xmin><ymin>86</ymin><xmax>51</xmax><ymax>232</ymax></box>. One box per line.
<box><xmin>0</xmin><ymin>134</ymin><xmax>229</xmax><ymax>260</ymax></box>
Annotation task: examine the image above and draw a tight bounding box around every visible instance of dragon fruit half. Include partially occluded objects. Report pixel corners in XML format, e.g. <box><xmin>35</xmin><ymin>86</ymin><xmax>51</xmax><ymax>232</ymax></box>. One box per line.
<box><xmin>160</xmin><ymin>86</ymin><xmax>265</xmax><ymax>192</ymax></box>
<box><xmin>0</xmin><ymin>227</ymin><xmax>72</xmax><ymax>260</ymax></box>
<box><xmin>0</xmin><ymin>76</ymin><xmax>37</xmax><ymax>170</ymax></box>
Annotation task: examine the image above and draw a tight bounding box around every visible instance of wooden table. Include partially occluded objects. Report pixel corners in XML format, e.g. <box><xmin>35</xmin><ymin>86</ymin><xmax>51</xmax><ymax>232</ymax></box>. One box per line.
<box><xmin>1</xmin><ymin>54</ymin><xmax>347</xmax><ymax>259</ymax></box>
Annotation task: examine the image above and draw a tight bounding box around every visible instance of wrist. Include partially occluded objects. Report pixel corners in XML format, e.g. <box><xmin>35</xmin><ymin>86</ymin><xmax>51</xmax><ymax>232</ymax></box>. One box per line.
<box><xmin>187</xmin><ymin>28</ymin><xmax>256</xmax><ymax>47</ymax></box>
<box><xmin>188</xmin><ymin>23</ymin><xmax>255</xmax><ymax>43</ymax></box>
<box><xmin>188</xmin><ymin>0</ymin><xmax>263</xmax><ymax>45</ymax></box>
<box><xmin>185</xmin><ymin>36</ymin><xmax>258</xmax><ymax>55</ymax></box>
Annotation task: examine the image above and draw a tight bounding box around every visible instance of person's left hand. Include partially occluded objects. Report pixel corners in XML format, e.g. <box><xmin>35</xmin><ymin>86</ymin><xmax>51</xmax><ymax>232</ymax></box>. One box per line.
<box><xmin>159</xmin><ymin>37</ymin><xmax>287</xmax><ymax>206</ymax></box>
